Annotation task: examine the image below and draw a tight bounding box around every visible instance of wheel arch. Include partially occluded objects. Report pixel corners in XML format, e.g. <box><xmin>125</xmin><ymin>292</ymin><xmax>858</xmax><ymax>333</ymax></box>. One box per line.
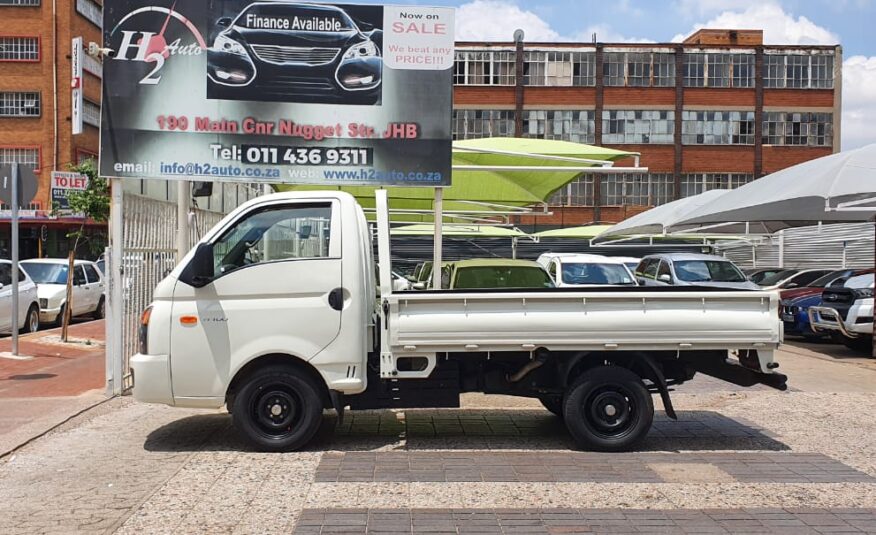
<box><xmin>225</xmin><ymin>353</ymin><xmax>332</xmax><ymax>409</ymax></box>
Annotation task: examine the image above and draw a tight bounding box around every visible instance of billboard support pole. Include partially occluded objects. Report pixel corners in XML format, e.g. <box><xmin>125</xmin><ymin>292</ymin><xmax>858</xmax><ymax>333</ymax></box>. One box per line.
<box><xmin>432</xmin><ymin>187</ymin><xmax>443</xmax><ymax>289</ymax></box>
<box><xmin>106</xmin><ymin>177</ymin><xmax>124</xmax><ymax>396</ymax></box>
<box><xmin>11</xmin><ymin>164</ymin><xmax>20</xmax><ymax>356</ymax></box>
<box><xmin>176</xmin><ymin>180</ymin><xmax>190</xmax><ymax>261</ymax></box>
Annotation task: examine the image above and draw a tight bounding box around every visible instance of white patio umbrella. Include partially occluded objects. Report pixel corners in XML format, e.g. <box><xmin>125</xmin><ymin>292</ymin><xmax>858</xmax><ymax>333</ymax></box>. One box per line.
<box><xmin>593</xmin><ymin>189</ymin><xmax>733</xmax><ymax>241</ymax></box>
<box><xmin>675</xmin><ymin>144</ymin><xmax>876</xmax><ymax>233</ymax></box>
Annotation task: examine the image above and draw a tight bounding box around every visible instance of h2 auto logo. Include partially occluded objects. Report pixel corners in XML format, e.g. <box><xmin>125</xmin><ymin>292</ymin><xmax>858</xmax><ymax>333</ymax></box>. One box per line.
<box><xmin>110</xmin><ymin>2</ymin><xmax>207</xmax><ymax>85</ymax></box>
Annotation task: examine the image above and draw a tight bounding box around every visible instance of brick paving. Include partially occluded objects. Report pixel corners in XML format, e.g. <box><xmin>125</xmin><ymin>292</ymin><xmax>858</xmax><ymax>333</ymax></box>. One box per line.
<box><xmin>314</xmin><ymin>451</ymin><xmax>874</xmax><ymax>484</ymax></box>
<box><xmin>292</xmin><ymin>508</ymin><xmax>876</xmax><ymax>534</ymax></box>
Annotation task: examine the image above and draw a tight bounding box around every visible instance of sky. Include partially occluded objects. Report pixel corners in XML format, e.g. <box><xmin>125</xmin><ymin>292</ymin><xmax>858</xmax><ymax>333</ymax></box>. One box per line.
<box><xmin>361</xmin><ymin>0</ymin><xmax>876</xmax><ymax>150</ymax></box>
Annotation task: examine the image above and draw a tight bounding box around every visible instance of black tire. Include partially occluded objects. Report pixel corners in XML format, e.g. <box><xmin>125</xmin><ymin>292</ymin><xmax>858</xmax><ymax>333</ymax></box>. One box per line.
<box><xmin>538</xmin><ymin>396</ymin><xmax>564</xmax><ymax>418</ymax></box>
<box><xmin>93</xmin><ymin>297</ymin><xmax>106</xmax><ymax>320</ymax></box>
<box><xmin>841</xmin><ymin>335</ymin><xmax>873</xmax><ymax>353</ymax></box>
<box><xmin>563</xmin><ymin>366</ymin><xmax>654</xmax><ymax>452</ymax></box>
<box><xmin>22</xmin><ymin>304</ymin><xmax>40</xmax><ymax>333</ymax></box>
<box><xmin>54</xmin><ymin>304</ymin><xmax>66</xmax><ymax>327</ymax></box>
<box><xmin>231</xmin><ymin>365</ymin><xmax>324</xmax><ymax>452</ymax></box>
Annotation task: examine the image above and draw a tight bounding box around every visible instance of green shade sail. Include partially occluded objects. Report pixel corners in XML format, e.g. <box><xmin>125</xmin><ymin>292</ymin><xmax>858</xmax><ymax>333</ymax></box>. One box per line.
<box><xmin>391</xmin><ymin>224</ymin><xmax>528</xmax><ymax>238</ymax></box>
<box><xmin>276</xmin><ymin>138</ymin><xmax>635</xmax><ymax>221</ymax></box>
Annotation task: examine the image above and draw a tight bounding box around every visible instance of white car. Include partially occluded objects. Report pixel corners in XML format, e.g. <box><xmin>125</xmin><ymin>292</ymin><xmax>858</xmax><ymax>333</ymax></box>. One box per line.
<box><xmin>536</xmin><ymin>253</ymin><xmax>637</xmax><ymax>287</ymax></box>
<box><xmin>20</xmin><ymin>259</ymin><xmax>106</xmax><ymax>325</ymax></box>
<box><xmin>810</xmin><ymin>273</ymin><xmax>874</xmax><ymax>351</ymax></box>
<box><xmin>0</xmin><ymin>259</ymin><xmax>41</xmax><ymax>334</ymax></box>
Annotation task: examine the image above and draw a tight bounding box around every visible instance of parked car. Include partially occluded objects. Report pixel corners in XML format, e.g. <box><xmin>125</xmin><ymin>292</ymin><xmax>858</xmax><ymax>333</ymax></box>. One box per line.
<box><xmin>536</xmin><ymin>253</ymin><xmax>636</xmax><ymax>287</ymax></box>
<box><xmin>635</xmin><ymin>253</ymin><xmax>757</xmax><ymax>290</ymax></box>
<box><xmin>392</xmin><ymin>271</ymin><xmax>411</xmax><ymax>291</ymax></box>
<box><xmin>744</xmin><ymin>268</ymin><xmax>785</xmax><ymax>285</ymax></box>
<box><xmin>0</xmin><ymin>260</ymin><xmax>41</xmax><ymax>334</ymax></box>
<box><xmin>20</xmin><ymin>259</ymin><xmax>106</xmax><ymax>325</ymax></box>
<box><xmin>810</xmin><ymin>273</ymin><xmax>874</xmax><ymax>352</ymax></box>
<box><xmin>611</xmin><ymin>256</ymin><xmax>642</xmax><ymax>272</ymax></box>
<box><xmin>439</xmin><ymin>259</ymin><xmax>554</xmax><ymax>290</ymax></box>
<box><xmin>756</xmin><ymin>269</ymin><xmax>833</xmax><ymax>290</ymax></box>
<box><xmin>780</xmin><ymin>269</ymin><xmax>872</xmax><ymax>340</ymax></box>
<box><xmin>780</xmin><ymin>268</ymin><xmax>871</xmax><ymax>302</ymax></box>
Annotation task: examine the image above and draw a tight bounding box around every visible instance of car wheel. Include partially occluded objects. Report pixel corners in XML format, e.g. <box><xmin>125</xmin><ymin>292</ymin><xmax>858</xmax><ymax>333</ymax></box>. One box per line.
<box><xmin>54</xmin><ymin>304</ymin><xmax>66</xmax><ymax>327</ymax></box>
<box><xmin>231</xmin><ymin>365</ymin><xmax>324</xmax><ymax>452</ymax></box>
<box><xmin>93</xmin><ymin>297</ymin><xmax>106</xmax><ymax>320</ymax></box>
<box><xmin>563</xmin><ymin>366</ymin><xmax>654</xmax><ymax>452</ymax></box>
<box><xmin>538</xmin><ymin>395</ymin><xmax>564</xmax><ymax>418</ymax></box>
<box><xmin>23</xmin><ymin>304</ymin><xmax>40</xmax><ymax>333</ymax></box>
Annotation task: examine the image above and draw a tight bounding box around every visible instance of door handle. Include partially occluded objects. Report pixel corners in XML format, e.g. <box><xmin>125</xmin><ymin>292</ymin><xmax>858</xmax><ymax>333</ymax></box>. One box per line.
<box><xmin>328</xmin><ymin>288</ymin><xmax>344</xmax><ymax>311</ymax></box>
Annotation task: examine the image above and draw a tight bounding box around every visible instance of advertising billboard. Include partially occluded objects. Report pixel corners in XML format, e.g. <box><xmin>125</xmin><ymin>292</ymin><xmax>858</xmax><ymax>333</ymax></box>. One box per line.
<box><xmin>99</xmin><ymin>1</ymin><xmax>454</xmax><ymax>186</ymax></box>
<box><xmin>50</xmin><ymin>171</ymin><xmax>89</xmax><ymax>211</ymax></box>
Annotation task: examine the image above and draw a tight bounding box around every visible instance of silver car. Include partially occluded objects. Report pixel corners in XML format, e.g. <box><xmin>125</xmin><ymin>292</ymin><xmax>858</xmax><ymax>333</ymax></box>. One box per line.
<box><xmin>635</xmin><ymin>253</ymin><xmax>758</xmax><ymax>290</ymax></box>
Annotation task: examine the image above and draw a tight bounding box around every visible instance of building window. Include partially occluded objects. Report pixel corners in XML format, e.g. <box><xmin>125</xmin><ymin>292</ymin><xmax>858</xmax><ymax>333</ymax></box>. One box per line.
<box><xmin>0</xmin><ymin>147</ymin><xmax>39</xmax><ymax>169</ymax></box>
<box><xmin>684</xmin><ymin>53</ymin><xmax>754</xmax><ymax>88</ymax></box>
<box><xmin>452</xmin><ymin>109</ymin><xmax>515</xmax><ymax>139</ymax></box>
<box><xmin>603</xmin><ymin>51</ymin><xmax>675</xmax><ymax>87</ymax></box>
<box><xmin>76</xmin><ymin>149</ymin><xmax>97</xmax><ymax>164</ymax></box>
<box><xmin>524</xmin><ymin>51</ymin><xmax>584</xmax><ymax>86</ymax></box>
<box><xmin>0</xmin><ymin>36</ymin><xmax>39</xmax><ymax>61</ymax></box>
<box><xmin>602</xmin><ymin>110</ymin><xmax>675</xmax><ymax>144</ymax></box>
<box><xmin>454</xmin><ymin>50</ymin><xmax>515</xmax><ymax>86</ymax></box>
<box><xmin>523</xmin><ymin>110</ymin><xmax>595</xmax><ymax>144</ymax></box>
<box><xmin>682</xmin><ymin>110</ymin><xmax>755</xmax><ymax>145</ymax></box>
<box><xmin>602</xmin><ymin>174</ymin><xmax>675</xmax><ymax>206</ymax></box>
<box><xmin>83</xmin><ymin>99</ymin><xmax>100</xmax><ymax>128</ymax></box>
<box><xmin>680</xmin><ymin>173</ymin><xmax>754</xmax><ymax>198</ymax></box>
<box><xmin>572</xmin><ymin>52</ymin><xmax>596</xmax><ymax>86</ymax></box>
<box><xmin>550</xmin><ymin>174</ymin><xmax>595</xmax><ymax>206</ymax></box>
<box><xmin>76</xmin><ymin>0</ymin><xmax>101</xmax><ymax>28</ymax></box>
<box><xmin>0</xmin><ymin>91</ymin><xmax>40</xmax><ymax>117</ymax></box>
<box><xmin>0</xmin><ymin>0</ymin><xmax>41</xmax><ymax>4</ymax></box>
<box><xmin>764</xmin><ymin>53</ymin><xmax>834</xmax><ymax>89</ymax></box>
<box><xmin>763</xmin><ymin>111</ymin><xmax>833</xmax><ymax>146</ymax></box>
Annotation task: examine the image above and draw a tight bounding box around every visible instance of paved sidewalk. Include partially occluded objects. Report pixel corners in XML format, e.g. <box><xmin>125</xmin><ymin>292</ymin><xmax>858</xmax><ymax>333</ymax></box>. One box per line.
<box><xmin>0</xmin><ymin>320</ymin><xmax>106</xmax><ymax>456</ymax></box>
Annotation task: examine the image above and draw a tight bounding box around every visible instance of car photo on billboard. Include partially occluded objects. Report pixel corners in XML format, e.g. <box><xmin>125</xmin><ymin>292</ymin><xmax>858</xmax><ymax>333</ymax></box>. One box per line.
<box><xmin>206</xmin><ymin>2</ymin><xmax>383</xmax><ymax>105</ymax></box>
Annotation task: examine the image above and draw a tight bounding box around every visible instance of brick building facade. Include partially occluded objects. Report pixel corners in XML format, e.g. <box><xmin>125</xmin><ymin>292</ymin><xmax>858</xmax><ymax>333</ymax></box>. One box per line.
<box><xmin>453</xmin><ymin>29</ymin><xmax>841</xmax><ymax>228</ymax></box>
<box><xmin>0</xmin><ymin>0</ymin><xmax>103</xmax><ymax>258</ymax></box>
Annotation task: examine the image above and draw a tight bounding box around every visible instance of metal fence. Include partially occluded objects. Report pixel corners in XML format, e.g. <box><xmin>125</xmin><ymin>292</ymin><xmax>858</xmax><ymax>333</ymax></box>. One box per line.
<box><xmin>716</xmin><ymin>222</ymin><xmax>875</xmax><ymax>269</ymax></box>
<box><xmin>116</xmin><ymin>193</ymin><xmax>225</xmax><ymax>391</ymax></box>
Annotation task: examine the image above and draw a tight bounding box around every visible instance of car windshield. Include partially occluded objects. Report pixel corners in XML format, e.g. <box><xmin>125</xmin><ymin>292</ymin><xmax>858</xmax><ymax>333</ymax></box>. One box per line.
<box><xmin>674</xmin><ymin>260</ymin><xmax>746</xmax><ymax>283</ymax></box>
<box><xmin>21</xmin><ymin>263</ymin><xmax>68</xmax><ymax>284</ymax></box>
<box><xmin>748</xmin><ymin>269</ymin><xmax>784</xmax><ymax>284</ymax></box>
<box><xmin>454</xmin><ymin>266</ymin><xmax>553</xmax><ymax>289</ymax></box>
<box><xmin>237</xmin><ymin>5</ymin><xmax>355</xmax><ymax>31</ymax></box>
<box><xmin>756</xmin><ymin>269</ymin><xmax>798</xmax><ymax>286</ymax></box>
<box><xmin>809</xmin><ymin>270</ymin><xmax>851</xmax><ymax>288</ymax></box>
<box><xmin>561</xmin><ymin>263</ymin><xmax>635</xmax><ymax>285</ymax></box>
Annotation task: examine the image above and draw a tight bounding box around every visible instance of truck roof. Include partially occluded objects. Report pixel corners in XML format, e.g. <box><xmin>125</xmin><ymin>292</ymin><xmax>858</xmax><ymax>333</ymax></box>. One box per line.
<box><xmin>450</xmin><ymin>259</ymin><xmax>544</xmax><ymax>268</ymax></box>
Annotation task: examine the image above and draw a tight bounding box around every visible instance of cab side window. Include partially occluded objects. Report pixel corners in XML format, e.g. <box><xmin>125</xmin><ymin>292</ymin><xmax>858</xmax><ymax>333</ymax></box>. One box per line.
<box><xmin>548</xmin><ymin>261</ymin><xmax>558</xmax><ymax>282</ymax></box>
<box><xmin>641</xmin><ymin>259</ymin><xmax>659</xmax><ymax>279</ymax></box>
<box><xmin>73</xmin><ymin>266</ymin><xmax>87</xmax><ymax>286</ymax></box>
<box><xmin>212</xmin><ymin>203</ymin><xmax>333</xmax><ymax>277</ymax></box>
<box><xmin>83</xmin><ymin>265</ymin><xmax>100</xmax><ymax>283</ymax></box>
<box><xmin>657</xmin><ymin>261</ymin><xmax>672</xmax><ymax>281</ymax></box>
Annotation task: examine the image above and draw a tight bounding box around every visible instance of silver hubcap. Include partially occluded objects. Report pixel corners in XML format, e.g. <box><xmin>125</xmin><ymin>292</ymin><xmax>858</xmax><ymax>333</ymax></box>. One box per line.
<box><xmin>270</xmin><ymin>404</ymin><xmax>283</xmax><ymax>416</ymax></box>
<box><xmin>604</xmin><ymin>404</ymin><xmax>617</xmax><ymax>417</ymax></box>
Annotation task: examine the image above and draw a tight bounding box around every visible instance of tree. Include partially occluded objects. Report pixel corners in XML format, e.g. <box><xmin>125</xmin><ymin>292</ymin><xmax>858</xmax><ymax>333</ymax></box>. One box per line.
<box><xmin>59</xmin><ymin>159</ymin><xmax>109</xmax><ymax>341</ymax></box>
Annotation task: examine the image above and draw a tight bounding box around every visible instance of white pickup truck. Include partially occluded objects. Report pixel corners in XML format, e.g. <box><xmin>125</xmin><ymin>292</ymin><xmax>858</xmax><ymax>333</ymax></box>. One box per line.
<box><xmin>132</xmin><ymin>190</ymin><xmax>786</xmax><ymax>452</ymax></box>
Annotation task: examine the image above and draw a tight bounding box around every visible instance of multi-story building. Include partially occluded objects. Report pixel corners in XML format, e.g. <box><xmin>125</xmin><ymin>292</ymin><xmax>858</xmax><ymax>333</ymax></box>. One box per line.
<box><xmin>0</xmin><ymin>0</ymin><xmax>104</xmax><ymax>258</ymax></box>
<box><xmin>453</xmin><ymin>29</ymin><xmax>841</xmax><ymax>227</ymax></box>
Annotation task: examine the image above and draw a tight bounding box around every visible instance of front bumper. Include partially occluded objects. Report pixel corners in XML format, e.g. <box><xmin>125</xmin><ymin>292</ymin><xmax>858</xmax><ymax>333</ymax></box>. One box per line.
<box><xmin>39</xmin><ymin>305</ymin><xmax>62</xmax><ymax>324</ymax></box>
<box><xmin>130</xmin><ymin>353</ymin><xmax>174</xmax><ymax>406</ymax></box>
<box><xmin>809</xmin><ymin>304</ymin><xmax>874</xmax><ymax>338</ymax></box>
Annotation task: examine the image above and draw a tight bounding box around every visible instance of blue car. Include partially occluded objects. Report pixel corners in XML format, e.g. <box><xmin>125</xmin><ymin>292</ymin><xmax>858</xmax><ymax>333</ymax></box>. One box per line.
<box><xmin>781</xmin><ymin>293</ymin><xmax>824</xmax><ymax>340</ymax></box>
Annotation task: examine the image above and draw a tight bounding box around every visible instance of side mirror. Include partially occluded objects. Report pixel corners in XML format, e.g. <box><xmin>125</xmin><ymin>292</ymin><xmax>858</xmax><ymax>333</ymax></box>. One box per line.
<box><xmin>786</xmin><ymin>282</ymin><xmax>799</xmax><ymax>288</ymax></box>
<box><xmin>658</xmin><ymin>274</ymin><xmax>672</xmax><ymax>283</ymax></box>
<box><xmin>179</xmin><ymin>243</ymin><xmax>214</xmax><ymax>288</ymax></box>
<box><xmin>217</xmin><ymin>17</ymin><xmax>232</xmax><ymax>27</ymax></box>
<box><xmin>412</xmin><ymin>282</ymin><xmax>426</xmax><ymax>290</ymax></box>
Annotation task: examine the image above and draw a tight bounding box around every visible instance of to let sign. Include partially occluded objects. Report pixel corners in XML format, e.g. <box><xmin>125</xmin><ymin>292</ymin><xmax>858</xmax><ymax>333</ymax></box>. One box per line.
<box><xmin>51</xmin><ymin>171</ymin><xmax>88</xmax><ymax>211</ymax></box>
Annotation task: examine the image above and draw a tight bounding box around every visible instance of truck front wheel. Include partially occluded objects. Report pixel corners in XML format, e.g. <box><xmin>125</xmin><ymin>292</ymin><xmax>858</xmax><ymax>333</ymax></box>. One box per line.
<box><xmin>232</xmin><ymin>366</ymin><xmax>324</xmax><ymax>452</ymax></box>
<box><xmin>563</xmin><ymin>366</ymin><xmax>654</xmax><ymax>452</ymax></box>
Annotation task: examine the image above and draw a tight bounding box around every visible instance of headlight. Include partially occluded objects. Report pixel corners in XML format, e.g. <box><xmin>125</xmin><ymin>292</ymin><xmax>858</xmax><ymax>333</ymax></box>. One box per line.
<box><xmin>342</xmin><ymin>40</ymin><xmax>379</xmax><ymax>60</ymax></box>
<box><xmin>853</xmin><ymin>288</ymin><xmax>874</xmax><ymax>299</ymax></box>
<box><xmin>39</xmin><ymin>298</ymin><xmax>48</xmax><ymax>308</ymax></box>
<box><xmin>214</xmin><ymin>34</ymin><xmax>247</xmax><ymax>56</ymax></box>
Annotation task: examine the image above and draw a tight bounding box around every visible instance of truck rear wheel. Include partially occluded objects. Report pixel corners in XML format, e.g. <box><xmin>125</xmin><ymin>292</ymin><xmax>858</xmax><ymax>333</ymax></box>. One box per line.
<box><xmin>563</xmin><ymin>366</ymin><xmax>653</xmax><ymax>452</ymax></box>
<box><xmin>231</xmin><ymin>365</ymin><xmax>324</xmax><ymax>452</ymax></box>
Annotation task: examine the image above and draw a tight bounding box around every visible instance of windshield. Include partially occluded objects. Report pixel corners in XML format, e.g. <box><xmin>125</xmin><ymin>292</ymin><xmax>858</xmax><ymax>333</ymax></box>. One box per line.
<box><xmin>454</xmin><ymin>266</ymin><xmax>553</xmax><ymax>289</ymax></box>
<box><xmin>21</xmin><ymin>263</ymin><xmax>68</xmax><ymax>284</ymax></box>
<box><xmin>674</xmin><ymin>260</ymin><xmax>746</xmax><ymax>283</ymax></box>
<box><xmin>749</xmin><ymin>269</ymin><xmax>784</xmax><ymax>284</ymax></box>
<box><xmin>561</xmin><ymin>263</ymin><xmax>635</xmax><ymax>285</ymax></box>
<box><xmin>756</xmin><ymin>269</ymin><xmax>798</xmax><ymax>286</ymax></box>
<box><xmin>809</xmin><ymin>270</ymin><xmax>851</xmax><ymax>288</ymax></box>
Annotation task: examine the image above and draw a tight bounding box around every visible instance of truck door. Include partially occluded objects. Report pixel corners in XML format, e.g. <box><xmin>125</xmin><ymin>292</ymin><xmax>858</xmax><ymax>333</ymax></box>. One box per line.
<box><xmin>169</xmin><ymin>200</ymin><xmax>342</xmax><ymax>399</ymax></box>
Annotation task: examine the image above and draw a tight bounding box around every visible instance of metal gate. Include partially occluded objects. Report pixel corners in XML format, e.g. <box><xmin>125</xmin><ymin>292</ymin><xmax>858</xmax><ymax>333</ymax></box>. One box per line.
<box><xmin>108</xmin><ymin>192</ymin><xmax>229</xmax><ymax>393</ymax></box>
